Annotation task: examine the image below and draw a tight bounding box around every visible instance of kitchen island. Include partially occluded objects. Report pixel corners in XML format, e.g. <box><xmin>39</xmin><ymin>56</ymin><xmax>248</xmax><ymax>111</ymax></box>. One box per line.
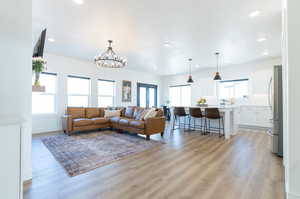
<box><xmin>170</xmin><ymin>106</ymin><xmax>238</xmax><ymax>139</ymax></box>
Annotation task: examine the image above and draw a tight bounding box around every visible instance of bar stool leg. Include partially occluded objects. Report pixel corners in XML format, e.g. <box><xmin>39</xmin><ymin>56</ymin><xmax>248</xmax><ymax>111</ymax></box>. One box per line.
<box><xmin>208</xmin><ymin>120</ymin><xmax>211</xmax><ymax>135</ymax></box>
<box><xmin>204</xmin><ymin>118</ymin><xmax>207</xmax><ymax>135</ymax></box>
<box><xmin>218</xmin><ymin>118</ymin><xmax>221</xmax><ymax>137</ymax></box>
<box><xmin>200</xmin><ymin>117</ymin><xmax>203</xmax><ymax>133</ymax></box>
<box><xmin>222</xmin><ymin>117</ymin><xmax>225</xmax><ymax>136</ymax></box>
<box><xmin>189</xmin><ymin>116</ymin><xmax>192</xmax><ymax>131</ymax></box>
<box><xmin>172</xmin><ymin>115</ymin><xmax>176</xmax><ymax>130</ymax></box>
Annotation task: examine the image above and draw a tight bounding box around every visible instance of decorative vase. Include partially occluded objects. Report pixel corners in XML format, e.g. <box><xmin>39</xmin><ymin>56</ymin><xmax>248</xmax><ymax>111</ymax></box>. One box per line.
<box><xmin>34</xmin><ymin>72</ymin><xmax>40</xmax><ymax>86</ymax></box>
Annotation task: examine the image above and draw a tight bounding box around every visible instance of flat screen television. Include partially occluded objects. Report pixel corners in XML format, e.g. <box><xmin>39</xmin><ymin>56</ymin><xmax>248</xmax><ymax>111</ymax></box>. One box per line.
<box><xmin>33</xmin><ymin>29</ymin><xmax>47</xmax><ymax>57</ymax></box>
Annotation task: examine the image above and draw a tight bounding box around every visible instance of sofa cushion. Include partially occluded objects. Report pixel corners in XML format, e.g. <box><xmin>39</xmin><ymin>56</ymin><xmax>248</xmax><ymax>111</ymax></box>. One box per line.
<box><xmin>91</xmin><ymin>117</ymin><xmax>109</xmax><ymax>125</ymax></box>
<box><xmin>104</xmin><ymin>110</ymin><xmax>121</xmax><ymax>118</ymax></box>
<box><xmin>98</xmin><ymin>108</ymin><xmax>105</xmax><ymax>117</ymax></box>
<box><xmin>129</xmin><ymin>120</ymin><xmax>145</xmax><ymax>129</ymax></box>
<box><xmin>124</xmin><ymin>107</ymin><xmax>135</xmax><ymax>118</ymax></box>
<box><xmin>73</xmin><ymin>118</ymin><xmax>93</xmax><ymax>127</ymax></box>
<box><xmin>68</xmin><ymin>107</ymin><xmax>85</xmax><ymax>119</ymax></box>
<box><xmin>110</xmin><ymin>116</ymin><xmax>121</xmax><ymax>123</ymax></box>
<box><xmin>86</xmin><ymin>108</ymin><xmax>100</xmax><ymax>119</ymax></box>
<box><xmin>119</xmin><ymin>118</ymin><xmax>133</xmax><ymax>126</ymax></box>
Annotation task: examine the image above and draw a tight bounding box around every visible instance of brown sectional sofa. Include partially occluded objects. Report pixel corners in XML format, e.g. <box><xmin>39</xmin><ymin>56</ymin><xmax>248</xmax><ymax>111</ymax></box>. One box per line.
<box><xmin>62</xmin><ymin>106</ymin><xmax>166</xmax><ymax>140</ymax></box>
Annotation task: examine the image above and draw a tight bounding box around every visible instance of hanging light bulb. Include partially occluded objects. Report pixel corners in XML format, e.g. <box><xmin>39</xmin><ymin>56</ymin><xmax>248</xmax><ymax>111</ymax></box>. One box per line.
<box><xmin>213</xmin><ymin>52</ymin><xmax>222</xmax><ymax>80</ymax></box>
<box><xmin>187</xmin><ymin>58</ymin><xmax>194</xmax><ymax>83</ymax></box>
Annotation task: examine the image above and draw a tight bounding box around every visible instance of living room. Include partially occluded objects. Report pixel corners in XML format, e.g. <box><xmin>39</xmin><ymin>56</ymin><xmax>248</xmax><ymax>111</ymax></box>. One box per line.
<box><xmin>1</xmin><ymin>0</ymin><xmax>300</xmax><ymax>199</ymax></box>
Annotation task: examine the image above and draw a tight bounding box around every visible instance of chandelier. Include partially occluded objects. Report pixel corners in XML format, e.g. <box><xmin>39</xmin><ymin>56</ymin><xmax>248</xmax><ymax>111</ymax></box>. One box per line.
<box><xmin>94</xmin><ymin>40</ymin><xmax>127</xmax><ymax>68</ymax></box>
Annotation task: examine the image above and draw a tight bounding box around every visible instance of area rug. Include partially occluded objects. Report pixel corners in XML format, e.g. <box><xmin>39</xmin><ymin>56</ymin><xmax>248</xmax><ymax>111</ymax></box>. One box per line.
<box><xmin>41</xmin><ymin>131</ymin><xmax>163</xmax><ymax>176</ymax></box>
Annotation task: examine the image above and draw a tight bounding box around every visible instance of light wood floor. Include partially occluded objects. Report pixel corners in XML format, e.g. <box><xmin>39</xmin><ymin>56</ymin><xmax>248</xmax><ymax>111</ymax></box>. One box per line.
<box><xmin>24</xmin><ymin>127</ymin><xmax>285</xmax><ymax>199</ymax></box>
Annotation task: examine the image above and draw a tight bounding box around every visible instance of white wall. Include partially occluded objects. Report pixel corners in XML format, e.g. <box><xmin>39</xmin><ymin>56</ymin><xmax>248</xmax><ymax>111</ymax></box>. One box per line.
<box><xmin>160</xmin><ymin>57</ymin><xmax>282</xmax><ymax>106</ymax></box>
<box><xmin>0</xmin><ymin>0</ymin><xmax>32</xmax><ymax>182</ymax></box>
<box><xmin>32</xmin><ymin>53</ymin><xmax>162</xmax><ymax>134</ymax></box>
<box><xmin>285</xmin><ymin>0</ymin><xmax>300</xmax><ymax>198</ymax></box>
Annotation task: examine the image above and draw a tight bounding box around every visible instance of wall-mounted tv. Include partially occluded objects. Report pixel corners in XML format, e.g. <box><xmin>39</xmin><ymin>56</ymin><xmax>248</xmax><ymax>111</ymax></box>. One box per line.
<box><xmin>32</xmin><ymin>29</ymin><xmax>47</xmax><ymax>57</ymax></box>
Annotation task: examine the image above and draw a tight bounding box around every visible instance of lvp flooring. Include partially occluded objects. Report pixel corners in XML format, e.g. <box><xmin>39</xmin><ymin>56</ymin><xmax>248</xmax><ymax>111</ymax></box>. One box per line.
<box><xmin>24</xmin><ymin>127</ymin><xmax>285</xmax><ymax>199</ymax></box>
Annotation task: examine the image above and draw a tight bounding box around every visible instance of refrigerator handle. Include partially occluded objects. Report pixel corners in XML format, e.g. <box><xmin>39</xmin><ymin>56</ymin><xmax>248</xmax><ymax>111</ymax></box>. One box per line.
<box><xmin>268</xmin><ymin>77</ymin><xmax>273</xmax><ymax>111</ymax></box>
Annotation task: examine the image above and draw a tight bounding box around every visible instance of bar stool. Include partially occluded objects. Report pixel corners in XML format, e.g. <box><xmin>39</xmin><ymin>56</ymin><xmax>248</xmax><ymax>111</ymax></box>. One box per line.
<box><xmin>172</xmin><ymin>107</ymin><xmax>190</xmax><ymax>131</ymax></box>
<box><xmin>205</xmin><ymin>108</ymin><xmax>224</xmax><ymax>137</ymax></box>
<box><xmin>163</xmin><ymin>106</ymin><xmax>171</xmax><ymax>121</ymax></box>
<box><xmin>189</xmin><ymin>107</ymin><xmax>205</xmax><ymax>133</ymax></box>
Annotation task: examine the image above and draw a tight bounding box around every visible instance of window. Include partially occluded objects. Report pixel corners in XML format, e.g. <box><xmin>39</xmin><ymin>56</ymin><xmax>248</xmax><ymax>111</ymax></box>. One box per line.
<box><xmin>32</xmin><ymin>72</ymin><xmax>57</xmax><ymax>114</ymax></box>
<box><xmin>97</xmin><ymin>79</ymin><xmax>115</xmax><ymax>107</ymax></box>
<box><xmin>67</xmin><ymin>75</ymin><xmax>90</xmax><ymax>107</ymax></box>
<box><xmin>218</xmin><ymin>79</ymin><xmax>249</xmax><ymax>100</ymax></box>
<box><xmin>169</xmin><ymin>85</ymin><xmax>191</xmax><ymax>106</ymax></box>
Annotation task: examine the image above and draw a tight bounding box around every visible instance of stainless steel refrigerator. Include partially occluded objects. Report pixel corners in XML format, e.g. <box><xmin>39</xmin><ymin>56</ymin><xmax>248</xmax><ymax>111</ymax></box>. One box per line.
<box><xmin>268</xmin><ymin>65</ymin><xmax>283</xmax><ymax>157</ymax></box>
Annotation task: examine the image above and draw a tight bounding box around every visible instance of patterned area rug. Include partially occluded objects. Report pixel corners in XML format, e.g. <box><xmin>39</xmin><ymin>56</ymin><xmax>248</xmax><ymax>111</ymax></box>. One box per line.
<box><xmin>42</xmin><ymin>131</ymin><xmax>163</xmax><ymax>176</ymax></box>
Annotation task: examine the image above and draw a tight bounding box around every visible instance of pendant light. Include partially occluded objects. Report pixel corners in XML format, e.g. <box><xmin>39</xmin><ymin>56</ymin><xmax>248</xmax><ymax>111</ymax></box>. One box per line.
<box><xmin>213</xmin><ymin>52</ymin><xmax>222</xmax><ymax>80</ymax></box>
<box><xmin>187</xmin><ymin>58</ymin><xmax>194</xmax><ymax>83</ymax></box>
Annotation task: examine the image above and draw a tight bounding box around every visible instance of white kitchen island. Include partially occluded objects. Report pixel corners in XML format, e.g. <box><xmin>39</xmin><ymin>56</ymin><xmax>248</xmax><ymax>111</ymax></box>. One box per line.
<box><xmin>170</xmin><ymin>106</ymin><xmax>238</xmax><ymax>139</ymax></box>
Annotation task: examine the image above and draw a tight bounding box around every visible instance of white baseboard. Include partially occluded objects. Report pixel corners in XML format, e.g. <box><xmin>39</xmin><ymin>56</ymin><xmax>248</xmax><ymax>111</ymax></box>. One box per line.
<box><xmin>288</xmin><ymin>192</ymin><xmax>300</xmax><ymax>199</ymax></box>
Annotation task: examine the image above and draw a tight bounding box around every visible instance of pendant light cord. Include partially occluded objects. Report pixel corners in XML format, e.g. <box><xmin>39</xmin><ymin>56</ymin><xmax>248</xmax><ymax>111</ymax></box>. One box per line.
<box><xmin>189</xmin><ymin>58</ymin><xmax>192</xmax><ymax>75</ymax></box>
<box><xmin>215</xmin><ymin>52</ymin><xmax>220</xmax><ymax>72</ymax></box>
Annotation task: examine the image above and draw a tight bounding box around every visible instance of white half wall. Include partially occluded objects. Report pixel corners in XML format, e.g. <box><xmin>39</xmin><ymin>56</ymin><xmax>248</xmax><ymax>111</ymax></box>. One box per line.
<box><xmin>32</xmin><ymin>53</ymin><xmax>162</xmax><ymax>134</ymax></box>
<box><xmin>0</xmin><ymin>0</ymin><xmax>32</xmax><ymax>181</ymax></box>
<box><xmin>160</xmin><ymin>57</ymin><xmax>282</xmax><ymax>106</ymax></box>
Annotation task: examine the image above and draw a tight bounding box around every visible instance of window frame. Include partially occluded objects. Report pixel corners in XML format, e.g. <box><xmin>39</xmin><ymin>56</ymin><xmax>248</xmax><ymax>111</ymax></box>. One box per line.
<box><xmin>169</xmin><ymin>84</ymin><xmax>191</xmax><ymax>107</ymax></box>
<box><xmin>97</xmin><ymin>79</ymin><xmax>116</xmax><ymax>107</ymax></box>
<box><xmin>32</xmin><ymin>72</ymin><xmax>58</xmax><ymax>115</ymax></box>
<box><xmin>218</xmin><ymin>78</ymin><xmax>249</xmax><ymax>100</ymax></box>
<box><xmin>67</xmin><ymin>75</ymin><xmax>91</xmax><ymax>107</ymax></box>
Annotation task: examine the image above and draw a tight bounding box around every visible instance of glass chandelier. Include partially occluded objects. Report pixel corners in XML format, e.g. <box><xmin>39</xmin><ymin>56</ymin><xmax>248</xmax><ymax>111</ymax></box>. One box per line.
<box><xmin>94</xmin><ymin>40</ymin><xmax>127</xmax><ymax>68</ymax></box>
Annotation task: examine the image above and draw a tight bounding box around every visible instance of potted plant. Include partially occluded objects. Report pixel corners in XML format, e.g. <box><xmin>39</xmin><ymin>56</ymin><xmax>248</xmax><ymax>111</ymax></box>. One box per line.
<box><xmin>32</xmin><ymin>57</ymin><xmax>47</xmax><ymax>86</ymax></box>
<box><xmin>197</xmin><ymin>98</ymin><xmax>208</xmax><ymax>107</ymax></box>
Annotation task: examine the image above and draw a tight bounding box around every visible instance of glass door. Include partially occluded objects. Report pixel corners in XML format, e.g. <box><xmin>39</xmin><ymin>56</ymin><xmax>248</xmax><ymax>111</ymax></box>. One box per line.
<box><xmin>137</xmin><ymin>83</ymin><xmax>158</xmax><ymax>108</ymax></box>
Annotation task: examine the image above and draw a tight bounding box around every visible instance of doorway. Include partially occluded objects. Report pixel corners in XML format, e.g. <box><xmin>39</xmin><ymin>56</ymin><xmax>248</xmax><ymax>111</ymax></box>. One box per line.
<box><xmin>137</xmin><ymin>83</ymin><xmax>157</xmax><ymax>108</ymax></box>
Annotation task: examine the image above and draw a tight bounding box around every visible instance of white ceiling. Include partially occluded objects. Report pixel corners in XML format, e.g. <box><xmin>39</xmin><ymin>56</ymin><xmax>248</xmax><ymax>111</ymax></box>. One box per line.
<box><xmin>32</xmin><ymin>0</ymin><xmax>282</xmax><ymax>75</ymax></box>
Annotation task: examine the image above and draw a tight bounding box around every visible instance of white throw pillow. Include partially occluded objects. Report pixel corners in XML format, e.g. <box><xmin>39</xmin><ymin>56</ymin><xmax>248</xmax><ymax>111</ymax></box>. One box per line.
<box><xmin>139</xmin><ymin>109</ymin><xmax>149</xmax><ymax>120</ymax></box>
<box><xmin>143</xmin><ymin>109</ymin><xmax>157</xmax><ymax>120</ymax></box>
<box><xmin>104</xmin><ymin>110</ymin><xmax>121</xmax><ymax>118</ymax></box>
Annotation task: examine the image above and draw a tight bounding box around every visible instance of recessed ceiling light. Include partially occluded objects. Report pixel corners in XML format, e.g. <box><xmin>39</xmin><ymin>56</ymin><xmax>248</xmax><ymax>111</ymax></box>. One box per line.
<box><xmin>73</xmin><ymin>0</ymin><xmax>84</xmax><ymax>5</ymax></box>
<box><xmin>163</xmin><ymin>42</ymin><xmax>171</xmax><ymax>47</ymax></box>
<box><xmin>263</xmin><ymin>51</ymin><xmax>269</xmax><ymax>56</ymax></box>
<box><xmin>48</xmin><ymin>38</ymin><xmax>55</xmax><ymax>42</ymax></box>
<box><xmin>249</xmin><ymin>10</ymin><xmax>261</xmax><ymax>18</ymax></box>
<box><xmin>257</xmin><ymin>37</ymin><xmax>266</xmax><ymax>42</ymax></box>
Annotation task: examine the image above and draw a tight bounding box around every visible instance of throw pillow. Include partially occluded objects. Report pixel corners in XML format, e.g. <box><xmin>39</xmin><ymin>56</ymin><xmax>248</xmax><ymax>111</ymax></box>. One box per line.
<box><xmin>104</xmin><ymin>110</ymin><xmax>121</xmax><ymax>118</ymax></box>
<box><xmin>143</xmin><ymin>109</ymin><xmax>157</xmax><ymax>120</ymax></box>
<box><xmin>134</xmin><ymin>108</ymin><xmax>145</xmax><ymax>120</ymax></box>
<box><xmin>124</xmin><ymin>106</ymin><xmax>135</xmax><ymax>118</ymax></box>
<box><xmin>139</xmin><ymin>109</ymin><xmax>149</xmax><ymax>120</ymax></box>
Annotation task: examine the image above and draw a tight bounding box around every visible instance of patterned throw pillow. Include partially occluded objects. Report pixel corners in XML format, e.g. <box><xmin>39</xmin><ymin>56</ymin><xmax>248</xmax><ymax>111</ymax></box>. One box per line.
<box><xmin>138</xmin><ymin>109</ymin><xmax>149</xmax><ymax>120</ymax></box>
<box><xmin>143</xmin><ymin>109</ymin><xmax>157</xmax><ymax>120</ymax></box>
<box><xmin>134</xmin><ymin>108</ymin><xmax>145</xmax><ymax>120</ymax></box>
